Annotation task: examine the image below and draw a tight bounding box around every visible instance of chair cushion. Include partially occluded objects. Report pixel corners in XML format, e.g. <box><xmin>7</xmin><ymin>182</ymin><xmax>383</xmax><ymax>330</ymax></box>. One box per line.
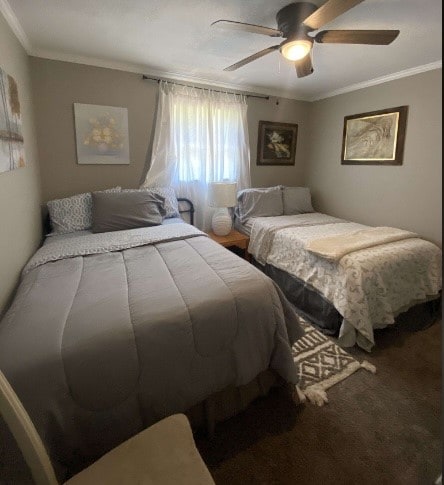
<box><xmin>65</xmin><ymin>414</ymin><xmax>214</xmax><ymax>485</ymax></box>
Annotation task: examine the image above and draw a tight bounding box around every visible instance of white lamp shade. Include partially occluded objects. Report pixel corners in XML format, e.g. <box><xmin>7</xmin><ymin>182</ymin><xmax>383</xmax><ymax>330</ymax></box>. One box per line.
<box><xmin>208</xmin><ymin>182</ymin><xmax>237</xmax><ymax>208</ymax></box>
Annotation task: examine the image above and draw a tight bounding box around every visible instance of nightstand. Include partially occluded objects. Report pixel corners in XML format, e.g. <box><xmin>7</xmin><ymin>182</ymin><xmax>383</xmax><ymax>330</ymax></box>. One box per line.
<box><xmin>207</xmin><ymin>229</ymin><xmax>250</xmax><ymax>261</ymax></box>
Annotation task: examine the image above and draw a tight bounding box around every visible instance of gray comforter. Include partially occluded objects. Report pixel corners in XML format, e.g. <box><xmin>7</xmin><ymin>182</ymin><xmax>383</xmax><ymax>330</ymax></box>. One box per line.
<box><xmin>0</xmin><ymin>223</ymin><xmax>302</xmax><ymax>471</ymax></box>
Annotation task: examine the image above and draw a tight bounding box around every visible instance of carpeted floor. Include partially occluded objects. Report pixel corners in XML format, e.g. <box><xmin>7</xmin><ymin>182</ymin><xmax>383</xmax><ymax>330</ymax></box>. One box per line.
<box><xmin>195</xmin><ymin>312</ymin><xmax>442</xmax><ymax>485</ymax></box>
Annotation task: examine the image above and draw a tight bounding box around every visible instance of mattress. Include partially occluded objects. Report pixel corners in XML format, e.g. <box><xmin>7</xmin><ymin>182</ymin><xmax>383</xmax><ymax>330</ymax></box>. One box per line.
<box><xmin>0</xmin><ymin>222</ymin><xmax>303</xmax><ymax>474</ymax></box>
<box><xmin>247</xmin><ymin>213</ymin><xmax>442</xmax><ymax>351</ymax></box>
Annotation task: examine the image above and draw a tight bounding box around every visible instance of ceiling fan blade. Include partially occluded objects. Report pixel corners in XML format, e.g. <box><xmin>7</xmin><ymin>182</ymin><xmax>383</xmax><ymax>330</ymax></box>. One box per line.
<box><xmin>315</xmin><ymin>29</ymin><xmax>400</xmax><ymax>45</ymax></box>
<box><xmin>295</xmin><ymin>54</ymin><xmax>314</xmax><ymax>78</ymax></box>
<box><xmin>224</xmin><ymin>45</ymin><xmax>280</xmax><ymax>72</ymax></box>
<box><xmin>303</xmin><ymin>0</ymin><xmax>364</xmax><ymax>30</ymax></box>
<box><xmin>211</xmin><ymin>20</ymin><xmax>282</xmax><ymax>37</ymax></box>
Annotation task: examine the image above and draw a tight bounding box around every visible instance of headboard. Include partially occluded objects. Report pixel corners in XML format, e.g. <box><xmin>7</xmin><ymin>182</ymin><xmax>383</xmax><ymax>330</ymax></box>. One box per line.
<box><xmin>177</xmin><ymin>197</ymin><xmax>195</xmax><ymax>226</ymax></box>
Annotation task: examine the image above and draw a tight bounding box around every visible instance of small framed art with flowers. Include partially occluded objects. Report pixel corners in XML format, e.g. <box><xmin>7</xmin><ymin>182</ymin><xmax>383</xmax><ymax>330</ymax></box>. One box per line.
<box><xmin>74</xmin><ymin>103</ymin><xmax>130</xmax><ymax>164</ymax></box>
<box><xmin>257</xmin><ymin>120</ymin><xmax>298</xmax><ymax>166</ymax></box>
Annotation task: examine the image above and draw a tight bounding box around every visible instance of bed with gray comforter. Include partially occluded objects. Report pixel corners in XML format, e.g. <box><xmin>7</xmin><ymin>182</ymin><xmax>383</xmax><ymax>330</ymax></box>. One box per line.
<box><xmin>0</xmin><ymin>222</ymin><xmax>303</xmax><ymax>472</ymax></box>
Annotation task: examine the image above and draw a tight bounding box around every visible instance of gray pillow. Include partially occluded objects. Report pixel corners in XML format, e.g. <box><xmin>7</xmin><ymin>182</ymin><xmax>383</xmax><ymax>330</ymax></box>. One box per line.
<box><xmin>91</xmin><ymin>191</ymin><xmax>166</xmax><ymax>233</ymax></box>
<box><xmin>47</xmin><ymin>187</ymin><xmax>121</xmax><ymax>235</ymax></box>
<box><xmin>236</xmin><ymin>186</ymin><xmax>283</xmax><ymax>223</ymax></box>
<box><xmin>125</xmin><ymin>187</ymin><xmax>180</xmax><ymax>218</ymax></box>
<box><xmin>282</xmin><ymin>187</ymin><xmax>314</xmax><ymax>215</ymax></box>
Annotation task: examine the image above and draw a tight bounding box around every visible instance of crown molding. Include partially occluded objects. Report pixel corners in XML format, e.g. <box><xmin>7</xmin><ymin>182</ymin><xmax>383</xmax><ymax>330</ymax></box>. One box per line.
<box><xmin>0</xmin><ymin>0</ymin><xmax>33</xmax><ymax>54</ymax></box>
<box><xmin>30</xmin><ymin>49</ymin><xmax>444</xmax><ymax>104</ymax></box>
<box><xmin>308</xmin><ymin>60</ymin><xmax>443</xmax><ymax>102</ymax></box>
<box><xmin>32</xmin><ymin>47</ymin><xmax>309</xmax><ymax>101</ymax></box>
<box><xmin>2</xmin><ymin>0</ymin><xmax>441</xmax><ymax>103</ymax></box>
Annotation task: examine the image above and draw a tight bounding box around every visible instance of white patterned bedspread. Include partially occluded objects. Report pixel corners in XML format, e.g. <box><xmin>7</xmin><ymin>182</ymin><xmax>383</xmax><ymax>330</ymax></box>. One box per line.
<box><xmin>249</xmin><ymin>214</ymin><xmax>442</xmax><ymax>351</ymax></box>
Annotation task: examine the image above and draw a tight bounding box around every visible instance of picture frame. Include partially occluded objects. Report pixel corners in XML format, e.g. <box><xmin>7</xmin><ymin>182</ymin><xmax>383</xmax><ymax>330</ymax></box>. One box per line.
<box><xmin>0</xmin><ymin>66</ymin><xmax>25</xmax><ymax>173</ymax></box>
<box><xmin>257</xmin><ymin>120</ymin><xmax>298</xmax><ymax>166</ymax></box>
<box><xmin>341</xmin><ymin>106</ymin><xmax>408</xmax><ymax>165</ymax></box>
<box><xmin>74</xmin><ymin>103</ymin><xmax>130</xmax><ymax>165</ymax></box>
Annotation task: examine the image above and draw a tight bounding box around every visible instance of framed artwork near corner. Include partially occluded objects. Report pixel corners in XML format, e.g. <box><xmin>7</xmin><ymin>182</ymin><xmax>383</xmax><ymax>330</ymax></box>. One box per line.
<box><xmin>257</xmin><ymin>120</ymin><xmax>298</xmax><ymax>166</ymax></box>
<box><xmin>341</xmin><ymin>106</ymin><xmax>408</xmax><ymax>165</ymax></box>
<box><xmin>0</xmin><ymin>66</ymin><xmax>25</xmax><ymax>173</ymax></box>
<box><xmin>74</xmin><ymin>103</ymin><xmax>130</xmax><ymax>164</ymax></box>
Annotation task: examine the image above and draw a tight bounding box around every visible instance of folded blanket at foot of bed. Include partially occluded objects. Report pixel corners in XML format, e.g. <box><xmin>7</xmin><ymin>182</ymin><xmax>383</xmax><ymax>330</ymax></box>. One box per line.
<box><xmin>305</xmin><ymin>226</ymin><xmax>419</xmax><ymax>261</ymax></box>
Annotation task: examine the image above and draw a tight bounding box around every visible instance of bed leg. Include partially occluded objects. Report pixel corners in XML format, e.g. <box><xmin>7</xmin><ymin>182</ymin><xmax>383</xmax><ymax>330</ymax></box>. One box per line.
<box><xmin>204</xmin><ymin>396</ymin><xmax>216</xmax><ymax>438</ymax></box>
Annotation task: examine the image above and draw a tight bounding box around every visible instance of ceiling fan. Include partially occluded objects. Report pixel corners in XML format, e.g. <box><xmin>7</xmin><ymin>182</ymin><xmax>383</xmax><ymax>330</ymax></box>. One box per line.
<box><xmin>211</xmin><ymin>0</ymin><xmax>400</xmax><ymax>78</ymax></box>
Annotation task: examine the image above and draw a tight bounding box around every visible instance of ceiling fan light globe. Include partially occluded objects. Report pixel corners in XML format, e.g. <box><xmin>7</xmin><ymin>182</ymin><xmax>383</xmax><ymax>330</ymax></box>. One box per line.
<box><xmin>280</xmin><ymin>40</ymin><xmax>312</xmax><ymax>61</ymax></box>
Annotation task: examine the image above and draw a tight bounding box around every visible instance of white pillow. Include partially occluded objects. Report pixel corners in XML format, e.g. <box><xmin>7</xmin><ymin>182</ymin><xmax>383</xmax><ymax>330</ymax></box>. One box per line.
<box><xmin>282</xmin><ymin>187</ymin><xmax>314</xmax><ymax>215</ymax></box>
<box><xmin>47</xmin><ymin>187</ymin><xmax>121</xmax><ymax>235</ymax></box>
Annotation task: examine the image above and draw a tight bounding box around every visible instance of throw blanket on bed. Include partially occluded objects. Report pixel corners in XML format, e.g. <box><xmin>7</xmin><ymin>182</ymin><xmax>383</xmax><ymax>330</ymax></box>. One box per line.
<box><xmin>0</xmin><ymin>223</ymin><xmax>303</xmax><ymax>475</ymax></box>
<box><xmin>306</xmin><ymin>226</ymin><xmax>419</xmax><ymax>261</ymax></box>
<box><xmin>249</xmin><ymin>214</ymin><xmax>442</xmax><ymax>351</ymax></box>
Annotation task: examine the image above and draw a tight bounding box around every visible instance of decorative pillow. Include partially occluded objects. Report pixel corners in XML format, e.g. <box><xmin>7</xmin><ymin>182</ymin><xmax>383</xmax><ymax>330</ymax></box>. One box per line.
<box><xmin>91</xmin><ymin>191</ymin><xmax>166</xmax><ymax>233</ymax></box>
<box><xmin>47</xmin><ymin>187</ymin><xmax>121</xmax><ymax>235</ymax></box>
<box><xmin>236</xmin><ymin>186</ymin><xmax>284</xmax><ymax>223</ymax></box>
<box><xmin>127</xmin><ymin>186</ymin><xmax>180</xmax><ymax>219</ymax></box>
<box><xmin>282</xmin><ymin>187</ymin><xmax>314</xmax><ymax>215</ymax></box>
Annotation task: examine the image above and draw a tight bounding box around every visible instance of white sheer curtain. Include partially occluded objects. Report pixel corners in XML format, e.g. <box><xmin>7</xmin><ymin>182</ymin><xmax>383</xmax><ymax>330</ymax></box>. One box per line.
<box><xmin>142</xmin><ymin>81</ymin><xmax>251</xmax><ymax>230</ymax></box>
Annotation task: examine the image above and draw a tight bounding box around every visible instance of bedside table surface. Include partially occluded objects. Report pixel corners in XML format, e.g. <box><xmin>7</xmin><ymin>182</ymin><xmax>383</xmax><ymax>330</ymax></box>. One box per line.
<box><xmin>207</xmin><ymin>230</ymin><xmax>251</xmax><ymax>261</ymax></box>
<box><xmin>207</xmin><ymin>229</ymin><xmax>249</xmax><ymax>246</ymax></box>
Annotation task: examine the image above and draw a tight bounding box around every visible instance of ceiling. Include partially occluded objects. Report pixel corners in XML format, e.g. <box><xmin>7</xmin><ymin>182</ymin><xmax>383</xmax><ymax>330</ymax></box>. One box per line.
<box><xmin>3</xmin><ymin>0</ymin><xmax>442</xmax><ymax>101</ymax></box>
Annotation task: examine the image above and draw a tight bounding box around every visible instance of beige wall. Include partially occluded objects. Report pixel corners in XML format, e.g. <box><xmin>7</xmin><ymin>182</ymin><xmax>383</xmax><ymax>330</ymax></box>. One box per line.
<box><xmin>248</xmin><ymin>96</ymin><xmax>310</xmax><ymax>187</ymax></box>
<box><xmin>0</xmin><ymin>14</ymin><xmax>42</xmax><ymax>316</ymax></box>
<box><xmin>30</xmin><ymin>58</ymin><xmax>157</xmax><ymax>200</ymax></box>
<box><xmin>30</xmin><ymin>57</ymin><xmax>309</xmax><ymax>202</ymax></box>
<box><xmin>305</xmin><ymin>69</ymin><xmax>442</xmax><ymax>246</ymax></box>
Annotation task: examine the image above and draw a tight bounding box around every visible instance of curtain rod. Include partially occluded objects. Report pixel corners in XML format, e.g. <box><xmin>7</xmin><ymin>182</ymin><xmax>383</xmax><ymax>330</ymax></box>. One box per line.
<box><xmin>142</xmin><ymin>75</ymin><xmax>269</xmax><ymax>100</ymax></box>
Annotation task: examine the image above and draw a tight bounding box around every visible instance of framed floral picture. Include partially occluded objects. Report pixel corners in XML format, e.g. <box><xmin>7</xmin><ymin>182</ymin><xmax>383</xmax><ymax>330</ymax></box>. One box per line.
<box><xmin>341</xmin><ymin>106</ymin><xmax>408</xmax><ymax>165</ymax></box>
<box><xmin>74</xmin><ymin>103</ymin><xmax>130</xmax><ymax>164</ymax></box>
<box><xmin>257</xmin><ymin>120</ymin><xmax>298</xmax><ymax>166</ymax></box>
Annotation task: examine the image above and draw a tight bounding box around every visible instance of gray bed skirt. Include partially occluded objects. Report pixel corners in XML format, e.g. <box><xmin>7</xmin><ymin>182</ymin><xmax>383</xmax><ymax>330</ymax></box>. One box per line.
<box><xmin>186</xmin><ymin>369</ymin><xmax>285</xmax><ymax>435</ymax></box>
<box><xmin>260</xmin><ymin>261</ymin><xmax>441</xmax><ymax>336</ymax></box>
<box><xmin>263</xmin><ymin>263</ymin><xmax>342</xmax><ymax>335</ymax></box>
<box><xmin>0</xmin><ymin>370</ymin><xmax>286</xmax><ymax>482</ymax></box>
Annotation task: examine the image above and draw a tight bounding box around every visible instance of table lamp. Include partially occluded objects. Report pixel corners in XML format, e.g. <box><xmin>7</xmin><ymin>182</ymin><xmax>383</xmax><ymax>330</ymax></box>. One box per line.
<box><xmin>208</xmin><ymin>182</ymin><xmax>237</xmax><ymax>236</ymax></box>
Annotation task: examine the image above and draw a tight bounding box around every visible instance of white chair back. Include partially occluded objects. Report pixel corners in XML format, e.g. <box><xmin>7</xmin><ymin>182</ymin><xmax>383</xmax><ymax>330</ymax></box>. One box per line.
<box><xmin>0</xmin><ymin>369</ymin><xmax>59</xmax><ymax>485</ymax></box>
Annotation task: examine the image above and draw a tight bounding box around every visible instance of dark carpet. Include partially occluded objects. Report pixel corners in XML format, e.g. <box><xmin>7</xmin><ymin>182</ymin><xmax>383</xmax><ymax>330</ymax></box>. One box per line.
<box><xmin>195</xmin><ymin>313</ymin><xmax>442</xmax><ymax>485</ymax></box>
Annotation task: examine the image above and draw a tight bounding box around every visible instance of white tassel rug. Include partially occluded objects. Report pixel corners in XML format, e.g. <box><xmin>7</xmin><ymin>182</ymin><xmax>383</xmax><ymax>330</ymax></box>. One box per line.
<box><xmin>292</xmin><ymin>319</ymin><xmax>376</xmax><ymax>407</ymax></box>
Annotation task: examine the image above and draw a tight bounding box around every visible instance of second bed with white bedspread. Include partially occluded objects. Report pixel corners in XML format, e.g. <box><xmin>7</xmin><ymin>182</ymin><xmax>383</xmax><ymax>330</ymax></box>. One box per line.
<box><xmin>247</xmin><ymin>213</ymin><xmax>442</xmax><ymax>351</ymax></box>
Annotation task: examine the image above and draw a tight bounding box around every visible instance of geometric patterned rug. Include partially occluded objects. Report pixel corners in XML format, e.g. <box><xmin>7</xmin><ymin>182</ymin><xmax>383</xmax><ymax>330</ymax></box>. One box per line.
<box><xmin>292</xmin><ymin>319</ymin><xmax>376</xmax><ymax>406</ymax></box>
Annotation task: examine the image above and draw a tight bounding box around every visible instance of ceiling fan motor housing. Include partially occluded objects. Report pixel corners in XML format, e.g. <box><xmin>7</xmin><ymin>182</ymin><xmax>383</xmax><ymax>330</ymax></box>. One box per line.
<box><xmin>276</xmin><ymin>2</ymin><xmax>317</xmax><ymax>41</ymax></box>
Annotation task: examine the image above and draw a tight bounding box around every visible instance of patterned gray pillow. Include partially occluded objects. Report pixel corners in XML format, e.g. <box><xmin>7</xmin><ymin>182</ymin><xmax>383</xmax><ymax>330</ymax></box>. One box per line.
<box><xmin>47</xmin><ymin>187</ymin><xmax>121</xmax><ymax>235</ymax></box>
<box><xmin>127</xmin><ymin>186</ymin><xmax>180</xmax><ymax>218</ymax></box>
